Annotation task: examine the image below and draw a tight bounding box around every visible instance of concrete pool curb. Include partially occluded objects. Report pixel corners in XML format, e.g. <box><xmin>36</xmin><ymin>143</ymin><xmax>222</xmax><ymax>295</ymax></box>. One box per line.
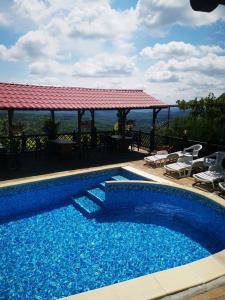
<box><xmin>61</xmin><ymin>251</ymin><xmax>225</xmax><ymax>300</ymax></box>
<box><xmin>1</xmin><ymin>163</ymin><xmax>225</xmax><ymax>299</ymax></box>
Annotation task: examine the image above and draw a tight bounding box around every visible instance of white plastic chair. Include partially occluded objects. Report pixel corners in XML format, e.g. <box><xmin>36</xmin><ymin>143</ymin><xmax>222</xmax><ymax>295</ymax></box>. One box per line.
<box><xmin>176</xmin><ymin>144</ymin><xmax>202</xmax><ymax>159</ymax></box>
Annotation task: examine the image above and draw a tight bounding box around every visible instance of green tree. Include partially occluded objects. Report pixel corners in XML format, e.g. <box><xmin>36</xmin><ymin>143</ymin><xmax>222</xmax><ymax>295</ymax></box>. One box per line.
<box><xmin>158</xmin><ymin>93</ymin><xmax>225</xmax><ymax>145</ymax></box>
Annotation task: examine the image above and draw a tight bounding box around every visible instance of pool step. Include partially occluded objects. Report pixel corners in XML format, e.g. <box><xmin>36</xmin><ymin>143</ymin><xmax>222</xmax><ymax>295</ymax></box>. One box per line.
<box><xmin>72</xmin><ymin>196</ymin><xmax>101</xmax><ymax>216</ymax></box>
<box><xmin>111</xmin><ymin>175</ymin><xmax>129</xmax><ymax>181</ymax></box>
<box><xmin>99</xmin><ymin>182</ymin><xmax>106</xmax><ymax>189</ymax></box>
<box><xmin>73</xmin><ymin>175</ymin><xmax>130</xmax><ymax>216</ymax></box>
<box><xmin>87</xmin><ymin>187</ymin><xmax>105</xmax><ymax>206</ymax></box>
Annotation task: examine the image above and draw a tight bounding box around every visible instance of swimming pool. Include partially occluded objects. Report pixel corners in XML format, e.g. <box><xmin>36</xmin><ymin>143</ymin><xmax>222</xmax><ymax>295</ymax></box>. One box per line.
<box><xmin>1</xmin><ymin>167</ymin><xmax>225</xmax><ymax>299</ymax></box>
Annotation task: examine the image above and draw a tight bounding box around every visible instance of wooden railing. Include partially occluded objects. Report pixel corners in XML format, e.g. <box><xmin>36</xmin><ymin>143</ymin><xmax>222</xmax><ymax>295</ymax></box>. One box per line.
<box><xmin>0</xmin><ymin>131</ymin><xmax>225</xmax><ymax>155</ymax></box>
<box><xmin>155</xmin><ymin>134</ymin><xmax>225</xmax><ymax>156</ymax></box>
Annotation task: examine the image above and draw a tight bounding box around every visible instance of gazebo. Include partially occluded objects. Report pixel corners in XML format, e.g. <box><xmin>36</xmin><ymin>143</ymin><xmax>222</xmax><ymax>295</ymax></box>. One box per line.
<box><xmin>0</xmin><ymin>82</ymin><xmax>170</xmax><ymax>152</ymax></box>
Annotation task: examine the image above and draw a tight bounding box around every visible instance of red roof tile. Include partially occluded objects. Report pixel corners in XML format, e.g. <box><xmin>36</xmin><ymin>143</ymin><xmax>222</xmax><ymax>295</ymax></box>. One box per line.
<box><xmin>0</xmin><ymin>82</ymin><xmax>168</xmax><ymax>110</ymax></box>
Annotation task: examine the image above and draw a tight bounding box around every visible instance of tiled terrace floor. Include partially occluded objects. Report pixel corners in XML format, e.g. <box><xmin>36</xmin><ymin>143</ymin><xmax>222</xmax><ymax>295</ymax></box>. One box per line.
<box><xmin>131</xmin><ymin>159</ymin><xmax>222</xmax><ymax>194</ymax></box>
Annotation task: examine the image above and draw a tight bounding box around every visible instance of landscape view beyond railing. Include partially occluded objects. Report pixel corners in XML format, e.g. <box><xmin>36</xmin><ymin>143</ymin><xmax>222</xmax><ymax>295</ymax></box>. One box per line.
<box><xmin>0</xmin><ymin>107</ymin><xmax>186</xmax><ymax>135</ymax></box>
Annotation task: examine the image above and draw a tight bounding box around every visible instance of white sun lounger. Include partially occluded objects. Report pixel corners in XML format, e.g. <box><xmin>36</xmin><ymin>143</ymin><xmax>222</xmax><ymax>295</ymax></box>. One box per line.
<box><xmin>193</xmin><ymin>170</ymin><xmax>225</xmax><ymax>189</ymax></box>
<box><xmin>144</xmin><ymin>151</ymin><xmax>178</xmax><ymax>167</ymax></box>
<box><xmin>145</xmin><ymin>144</ymin><xmax>202</xmax><ymax>169</ymax></box>
<box><xmin>219</xmin><ymin>181</ymin><xmax>225</xmax><ymax>193</ymax></box>
<box><xmin>193</xmin><ymin>151</ymin><xmax>225</xmax><ymax>189</ymax></box>
<box><xmin>164</xmin><ymin>156</ymin><xmax>193</xmax><ymax>178</ymax></box>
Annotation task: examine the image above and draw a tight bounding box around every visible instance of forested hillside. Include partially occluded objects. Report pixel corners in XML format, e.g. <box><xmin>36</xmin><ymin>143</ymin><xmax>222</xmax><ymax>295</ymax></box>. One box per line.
<box><xmin>0</xmin><ymin>108</ymin><xmax>186</xmax><ymax>135</ymax></box>
<box><xmin>157</xmin><ymin>93</ymin><xmax>225</xmax><ymax>145</ymax></box>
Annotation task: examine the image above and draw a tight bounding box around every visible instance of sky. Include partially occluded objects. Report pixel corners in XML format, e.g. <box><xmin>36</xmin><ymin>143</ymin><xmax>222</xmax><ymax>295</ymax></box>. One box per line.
<box><xmin>0</xmin><ymin>0</ymin><xmax>225</xmax><ymax>104</ymax></box>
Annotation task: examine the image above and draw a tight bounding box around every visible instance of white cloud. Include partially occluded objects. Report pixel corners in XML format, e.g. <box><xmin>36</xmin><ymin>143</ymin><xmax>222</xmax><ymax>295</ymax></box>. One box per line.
<box><xmin>0</xmin><ymin>45</ymin><xmax>8</xmax><ymax>60</ymax></box>
<box><xmin>0</xmin><ymin>13</ymin><xmax>9</xmax><ymax>27</ymax></box>
<box><xmin>65</xmin><ymin>1</ymin><xmax>136</xmax><ymax>40</ymax></box>
<box><xmin>29</xmin><ymin>60</ymin><xmax>70</xmax><ymax>76</ymax></box>
<box><xmin>14</xmin><ymin>0</ymin><xmax>137</xmax><ymax>41</ymax></box>
<box><xmin>142</xmin><ymin>42</ymin><xmax>225</xmax><ymax>88</ymax></box>
<box><xmin>72</xmin><ymin>54</ymin><xmax>136</xmax><ymax>77</ymax></box>
<box><xmin>13</xmin><ymin>0</ymin><xmax>49</xmax><ymax>22</ymax></box>
<box><xmin>137</xmin><ymin>0</ymin><xmax>225</xmax><ymax>32</ymax></box>
<box><xmin>141</xmin><ymin>40</ymin><xmax>225</xmax><ymax>101</ymax></box>
<box><xmin>0</xmin><ymin>30</ymin><xmax>59</xmax><ymax>61</ymax></box>
<box><xmin>167</xmin><ymin>54</ymin><xmax>225</xmax><ymax>76</ymax></box>
<box><xmin>140</xmin><ymin>42</ymin><xmax>225</xmax><ymax>60</ymax></box>
<box><xmin>146</xmin><ymin>69</ymin><xmax>179</xmax><ymax>83</ymax></box>
<box><xmin>28</xmin><ymin>53</ymin><xmax>136</xmax><ymax>78</ymax></box>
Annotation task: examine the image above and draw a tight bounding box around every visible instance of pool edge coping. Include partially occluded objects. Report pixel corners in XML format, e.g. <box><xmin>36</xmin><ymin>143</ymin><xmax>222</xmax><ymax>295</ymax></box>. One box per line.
<box><xmin>0</xmin><ymin>162</ymin><xmax>128</xmax><ymax>188</ymax></box>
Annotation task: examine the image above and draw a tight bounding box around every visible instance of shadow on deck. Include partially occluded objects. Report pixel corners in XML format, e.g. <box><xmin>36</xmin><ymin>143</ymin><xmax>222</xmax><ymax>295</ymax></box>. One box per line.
<box><xmin>0</xmin><ymin>148</ymin><xmax>146</xmax><ymax>182</ymax></box>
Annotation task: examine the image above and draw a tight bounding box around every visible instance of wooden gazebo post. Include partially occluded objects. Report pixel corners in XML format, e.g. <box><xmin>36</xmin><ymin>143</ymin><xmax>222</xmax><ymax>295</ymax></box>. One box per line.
<box><xmin>117</xmin><ymin>109</ymin><xmax>130</xmax><ymax>138</ymax></box>
<box><xmin>8</xmin><ymin>109</ymin><xmax>14</xmax><ymax>152</ymax></box>
<box><xmin>122</xmin><ymin>109</ymin><xmax>130</xmax><ymax>139</ymax></box>
<box><xmin>90</xmin><ymin>109</ymin><xmax>96</xmax><ymax>148</ymax></box>
<box><xmin>117</xmin><ymin>109</ymin><xmax>122</xmax><ymax>135</ymax></box>
<box><xmin>150</xmin><ymin>108</ymin><xmax>161</xmax><ymax>152</ymax></box>
<box><xmin>167</xmin><ymin>106</ymin><xmax>171</xmax><ymax>128</ymax></box>
<box><xmin>8</xmin><ymin>109</ymin><xmax>14</xmax><ymax>137</ymax></box>
<box><xmin>77</xmin><ymin>109</ymin><xmax>85</xmax><ymax>146</ymax></box>
<box><xmin>121</xmin><ymin>109</ymin><xmax>126</xmax><ymax>139</ymax></box>
<box><xmin>50</xmin><ymin>110</ymin><xmax>55</xmax><ymax>124</ymax></box>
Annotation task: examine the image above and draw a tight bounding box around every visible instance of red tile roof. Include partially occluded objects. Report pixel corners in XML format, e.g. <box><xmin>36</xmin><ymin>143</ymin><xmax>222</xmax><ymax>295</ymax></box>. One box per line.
<box><xmin>0</xmin><ymin>82</ymin><xmax>168</xmax><ymax>110</ymax></box>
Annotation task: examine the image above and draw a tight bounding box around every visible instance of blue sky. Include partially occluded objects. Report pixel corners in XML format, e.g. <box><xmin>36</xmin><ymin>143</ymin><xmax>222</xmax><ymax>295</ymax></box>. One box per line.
<box><xmin>0</xmin><ymin>0</ymin><xmax>225</xmax><ymax>103</ymax></box>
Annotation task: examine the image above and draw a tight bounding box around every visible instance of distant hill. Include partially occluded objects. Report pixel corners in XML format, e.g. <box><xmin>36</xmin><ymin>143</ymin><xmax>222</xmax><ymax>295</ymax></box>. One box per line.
<box><xmin>0</xmin><ymin>108</ymin><xmax>188</xmax><ymax>135</ymax></box>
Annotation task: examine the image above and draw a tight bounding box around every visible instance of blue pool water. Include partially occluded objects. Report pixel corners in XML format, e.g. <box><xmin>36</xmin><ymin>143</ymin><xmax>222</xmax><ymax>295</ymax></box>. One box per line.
<box><xmin>1</xmin><ymin>168</ymin><xmax>225</xmax><ymax>299</ymax></box>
